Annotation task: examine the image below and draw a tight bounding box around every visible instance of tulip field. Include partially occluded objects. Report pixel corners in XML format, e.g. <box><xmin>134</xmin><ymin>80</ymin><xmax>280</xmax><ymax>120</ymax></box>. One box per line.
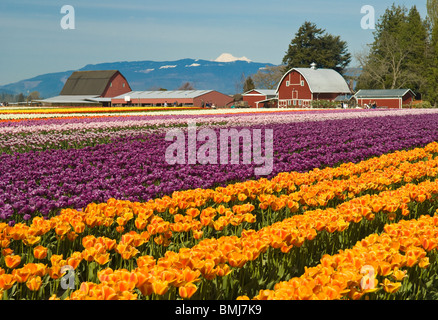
<box><xmin>2</xmin><ymin>107</ymin><xmax>438</xmax><ymax>300</ymax></box>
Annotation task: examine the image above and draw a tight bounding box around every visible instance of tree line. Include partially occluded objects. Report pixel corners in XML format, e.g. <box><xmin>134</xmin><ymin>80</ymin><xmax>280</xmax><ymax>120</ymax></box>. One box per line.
<box><xmin>242</xmin><ymin>1</ymin><xmax>438</xmax><ymax>106</ymax></box>
<box><xmin>0</xmin><ymin>91</ymin><xmax>41</xmax><ymax>104</ymax></box>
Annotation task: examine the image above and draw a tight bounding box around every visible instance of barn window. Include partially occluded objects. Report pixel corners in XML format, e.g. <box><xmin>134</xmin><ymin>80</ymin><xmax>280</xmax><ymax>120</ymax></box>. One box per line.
<box><xmin>293</xmin><ymin>100</ymin><xmax>297</xmax><ymax>106</ymax></box>
<box><xmin>286</xmin><ymin>81</ymin><xmax>290</xmax><ymax>87</ymax></box>
<box><xmin>123</xmin><ymin>83</ymin><xmax>125</xmax><ymax>87</ymax></box>
<box><xmin>298</xmin><ymin>100</ymin><xmax>302</xmax><ymax>106</ymax></box>
<box><xmin>301</xmin><ymin>80</ymin><xmax>304</xmax><ymax>86</ymax></box>
<box><xmin>110</xmin><ymin>82</ymin><xmax>112</xmax><ymax>87</ymax></box>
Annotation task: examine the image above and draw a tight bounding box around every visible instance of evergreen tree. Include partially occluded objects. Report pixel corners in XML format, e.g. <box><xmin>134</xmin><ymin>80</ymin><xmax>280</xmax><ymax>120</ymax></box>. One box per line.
<box><xmin>427</xmin><ymin>0</ymin><xmax>438</xmax><ymax>106</ymax></box>
<box><xmin>243</xmin><ymin>76</ymin><xmax>255</xmax><ymax>93</ymax></box>
<box><xmin>356</xmin><ymin>4</ymin><xmax>429</xmax><ymax>94</ymax></box>
<box><xmin>403</xmin><ymin>6</ymin><xmax>428</xmax><ymax>93</ymax></box>
<box><xmin>16</xmin><ymin>93</ymin><xmax>25</xmax><ymax>103</ymax></box>
<box><xmin>282</xmin><ymin>21</ymin><xmax>351</xmax><ymax>74</ymax></box>
<box><xmin>427</xmin><ymin>0</ymin><xmax>438</xmax><ymax>28</ymax></box>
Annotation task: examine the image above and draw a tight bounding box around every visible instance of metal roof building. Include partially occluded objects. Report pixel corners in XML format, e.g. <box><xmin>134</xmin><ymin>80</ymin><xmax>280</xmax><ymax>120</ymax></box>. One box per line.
<box><xmin>35</xmin><ymin>95</ymin><xmax>101</xmax><ymax>105</ymax></box>
<box><xmin>111</xmin><ymin>90</ymin><xmax>234</xmax><ymax>108</ymax></box>
<box><xmin>354</xmin><ymin>89</ymin><xmax>415</xmax><ymax>109</ymax></box>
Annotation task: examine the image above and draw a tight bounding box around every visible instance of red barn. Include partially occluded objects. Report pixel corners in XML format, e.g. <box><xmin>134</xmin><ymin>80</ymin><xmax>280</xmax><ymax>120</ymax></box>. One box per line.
<box><xmin>242</xmin><ymin>89</ymin><xmax>278</xmax><ymax>108</ymax></box>
<box><xmin>354</xmin><ymin>89</ymin><xmax>415</xmax><ymax>109</ymax></box>
<box><xmin>60</xmin><ymin>70</ymin><xmax>131</xmax><ymax>98</ymax></box>
<box><xmin>276</xmin><ymin>65</ymin><xmax>352</xmax><ymax>108</ymax></box>
<box><xmin>112</xmin><ymin>90</ymin><xmax>234</xmax><ymax>108</ymax></box>
<box><xmin>38</xmin><ymin>70</ymin><xmax>132</xmax><ymax>106</ymax></box>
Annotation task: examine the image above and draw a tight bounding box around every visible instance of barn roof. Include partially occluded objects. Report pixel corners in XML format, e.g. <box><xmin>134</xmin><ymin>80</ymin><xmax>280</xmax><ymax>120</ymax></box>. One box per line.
<box><xmin>36</xmin><ymin>95</ymin><xmax>100</xmax><ymax>104</ymax></box>
<box><xmin>60</xmin><ymin>70</ymin><xmax>120</xmax><ymax>96</ymax></box>
<box><xmin>354</xmin><ymin>89</ymin><xmax>415</xmax><ymax>98</ymax></box>
<box><xmin>113</xmin><ymin>90</ymin><xmax>214</xmax><ymax>100</ymax></box>
<box><xmin>276</xmin><ymin>68</ymin><xmax>351</xmax><ymax>94</ymax></box>
<box><xmin>242</xmin><ymin>89</ymin><xmax>277</xmax><ymax>97</ymax></box>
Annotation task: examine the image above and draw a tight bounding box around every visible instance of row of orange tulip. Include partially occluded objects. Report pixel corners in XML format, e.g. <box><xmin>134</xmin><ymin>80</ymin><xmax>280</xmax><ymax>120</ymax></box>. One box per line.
<box><xmin>240</xmin><ymin>212</ymin><xmax>438</xmax><ymax>300</ymax></box>
<box><xmin>49</xmin><ymin>177</ymin><xmax>438</xmax><ymax>299</ymax></box>
<box><xmin>1</xmin><ymin>143</ymin><xmax>438</xmax><ymax>299</ymax></box>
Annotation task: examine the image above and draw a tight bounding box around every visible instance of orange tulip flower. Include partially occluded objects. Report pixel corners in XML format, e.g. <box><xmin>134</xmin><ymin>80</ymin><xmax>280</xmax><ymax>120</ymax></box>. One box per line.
<box><xmin>98</xmin><ymin>284</ymin><xmax>118</xmax><ymax>300</ymax></box>
<box><xmin>137</xmin><ymin>279</ymin><xmax>154</xmax><ymax>296</ymax></box>
<box><xmin>93</xmin><ymin>253</ymin><xmax>110</xmax><ymax>265</ymax></box>
<box><xmin>26</xmin><ymin>263</ymin><xmax>47</xmax><ymax>277</ymax></box>
<box><xmin>136</xmin><ymin>255</ymin><xmax>156</xmax><ymax>269</ymax></box>
<box><xmin>181</xmin><ymin>267</ymin><xmax>201</xmax><ymax>283</ymax></box>
<box><xmin>152</xmin><ymin>279</ymin><xmax>169</xmax><ymax>296</ymax></box>
<box><xmin>381</xmin><ymin>278</ymin><xmax>402</xmax><ymax>294</ymax></box>
<box><xmin>391</xmin><ymin>268</ymin><xmax>407</xmax><ymax>281</ymax></box>
<box><xmin>5</xmin><ymin>255</ymin><xmax>21</xmax><ymax>269</ymax></box>
<box><xmin>228</xmin><ymin>252</ymin><xmax>247</xmax><ymax>268</ymax></box>
<box><xmin>26</xmin><ymin>276</ymin><xmax>42</xmax><ymax>291</ymax></box>
<box><xmin>66</xmin><ymin>252</ymin><xmax>83</xmax><ymax>270</ymax></box>
<box><xmin>422</xmin><ymin>238</ymin><xmax>438</xmax><ymax>251</ymax></box>
<box><xmin>377</xmin><ymin>262</ymin><xmax>393</xmax><ymax>277</ymax></box>
<box><xmin>33</xmin><ymin>245</ymin><xmax>48</xmax><ymax>260</ymax></box>
<box><xmin>134</xmin><ymin>218</ymin><xmax>147</xmax><ymax>230</ymax></box>
<box><xmin>12</xmin><ymin>267</ymin><xmax>30</xmax><ymax>283</ymax></box>
<box><xmin>0</xmin><ymin>274</ymin><xmax>16</xmax><ymax>290</ymax></box>
<box><xmin>82</xmin><ymin>235</ymin><xmax>96</xmax><ymax>249</ymax></box>
<box><xmin>48</xmin><ymin>266</ymin><xmax>63</xmax><ymax>280</ymax></box>
<box><xmin>419</xmin><ymin>257</ymin><xmax>430</xmax><ymax>269</ymax></box>
<box><xmin>216</xmin><ymin>264</ymin><xmax>232</xmax><ymax>277</ymax></box>
<box><xmin>23</xmin><ymin>235</ymin><xmax>41</xmax><ymax>246</ymax></box>
<box><xmin>72</xmin><ymin>221</ymin><xmax>86</xmax><ymax>234</ymax></box>
<box><xmin>179</xmin><ymin>282</ymin><xmax>198</xmax><ymax>299</ymax></box>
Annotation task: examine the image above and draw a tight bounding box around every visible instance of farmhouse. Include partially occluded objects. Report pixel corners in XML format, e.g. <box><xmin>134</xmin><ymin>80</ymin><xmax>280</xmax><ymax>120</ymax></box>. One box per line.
<box><xmin>111</xmin><ymin>90</ymin><xmax>234</xmax><ymax>108</ymax></box>
<box><xmin>38</xmin><ymin>70</ymin><xmax>132</xmax><ymax>106</ymax></box>
<box><xmin>354</xmin><ymin>89</ymin><xmax>415</xmax><ymax>109</ymax></box>
<box><xmin>276</xmin><ymin>63</ymin><xmax>352</xmax><ymax>108</ymax></box>
<box><xmin>242</xmin><ymin>89</ymin><xmax>278</xmax><ymax>108</ymax></box>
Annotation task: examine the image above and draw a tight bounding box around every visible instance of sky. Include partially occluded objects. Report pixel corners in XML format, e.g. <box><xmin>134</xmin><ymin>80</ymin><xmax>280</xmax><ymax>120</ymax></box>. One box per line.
<box><xmin>0</xmin><ymin>0</ymin><xmax>429</xmax><ymax>86</ymax></box>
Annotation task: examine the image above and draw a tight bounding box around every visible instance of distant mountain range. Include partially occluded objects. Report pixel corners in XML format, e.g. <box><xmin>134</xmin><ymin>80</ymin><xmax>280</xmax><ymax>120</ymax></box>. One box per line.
<box><xmin>0</xmin><ymin>54</ymin><xmax>277</xmax><ymax>98</ymax></box>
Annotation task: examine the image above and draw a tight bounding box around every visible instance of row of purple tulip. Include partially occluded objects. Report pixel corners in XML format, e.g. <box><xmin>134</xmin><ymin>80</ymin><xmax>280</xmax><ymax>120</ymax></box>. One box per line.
<box><xmin>2</xmin><ymin>109</ymin><xmax>434</xmax><ymax>155</ymax></box>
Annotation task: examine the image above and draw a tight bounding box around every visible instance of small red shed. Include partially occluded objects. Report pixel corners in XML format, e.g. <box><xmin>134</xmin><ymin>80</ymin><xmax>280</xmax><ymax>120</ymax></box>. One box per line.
<box><xmin>242</xmin><ymin>89</ymin><xmax>278</xmax><ymax>108</ymax></box>
<box><xmin>276</xmin><ymin>64</ymin><xmax>352</xmax><ymax>108</ymax></box>
<box><xmin>354</xmin><ymin>89</ymin><xmax>415</xmax><ymax>109</ymax></box>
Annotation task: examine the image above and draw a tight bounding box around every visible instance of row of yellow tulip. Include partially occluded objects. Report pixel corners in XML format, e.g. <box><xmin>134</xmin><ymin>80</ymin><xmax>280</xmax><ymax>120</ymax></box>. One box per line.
<box><xmin>240</xmin><ymin>212</ymin><xmax>438</xmax><ymax>300</ymax></box>
<box><xmin>46</xmin><ymin>177</ymin><xmax>438</xmax><ymax>299</ymax></box>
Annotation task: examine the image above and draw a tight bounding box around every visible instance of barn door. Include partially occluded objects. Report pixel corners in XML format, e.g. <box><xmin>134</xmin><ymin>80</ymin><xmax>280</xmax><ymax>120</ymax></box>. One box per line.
<box><xmin>292</xmin><ymin>90</ymin><xmax>298</xmax><ymax>100</ymax></box>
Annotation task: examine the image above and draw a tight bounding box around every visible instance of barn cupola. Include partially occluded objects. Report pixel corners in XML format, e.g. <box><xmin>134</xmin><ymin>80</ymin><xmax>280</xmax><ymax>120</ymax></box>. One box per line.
<box><xmin>310</xmin><ymin>62</ymin><xmax>317</xmax><ymax>70</ymax></box>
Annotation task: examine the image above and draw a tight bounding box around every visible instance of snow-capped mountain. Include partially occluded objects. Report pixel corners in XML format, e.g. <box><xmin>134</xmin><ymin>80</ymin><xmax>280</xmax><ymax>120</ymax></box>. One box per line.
<box><xmin>0</xmin><ymin>54</ymin><xmax>276</xmax><ymax>98</ymax></box>
<box><xmin>214</xmin><ymin>53</ymin><xmax>252</xmax><ymax>63</ymax></box>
